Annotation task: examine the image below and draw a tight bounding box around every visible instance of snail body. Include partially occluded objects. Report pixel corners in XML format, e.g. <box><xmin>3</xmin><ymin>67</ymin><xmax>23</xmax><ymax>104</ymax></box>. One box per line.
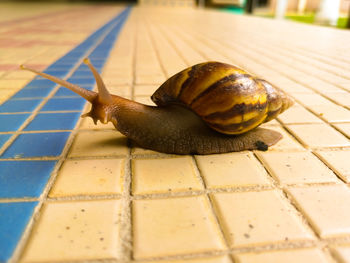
<box><xmin>21</xmin><ymin>60</ymin><xmax>293</xmax><ymax>155</ymax></box>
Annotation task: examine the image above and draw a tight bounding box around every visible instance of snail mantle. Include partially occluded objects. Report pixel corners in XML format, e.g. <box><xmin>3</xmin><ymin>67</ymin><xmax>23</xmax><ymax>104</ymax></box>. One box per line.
<box><xmin>20</xmin><ymin>59</ymin><xmax>294</xmax><ymax>155</ymax></box>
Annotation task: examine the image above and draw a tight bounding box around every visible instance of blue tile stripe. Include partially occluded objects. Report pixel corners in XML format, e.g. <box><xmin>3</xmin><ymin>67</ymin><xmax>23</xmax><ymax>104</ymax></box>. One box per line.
<box><xmin>0</xmin><ymin>7</ymin><xmax>131</xmax><ymax>263</ymax></box>
<box><xmin>0</xmin><ymin>202</ymin><xmax>38</xmax><ymax>263</ymax></box>
<box><xmin>0</xmin><ymin>7</ymin><xmax>131</xmax><ymax>158</ymax></box>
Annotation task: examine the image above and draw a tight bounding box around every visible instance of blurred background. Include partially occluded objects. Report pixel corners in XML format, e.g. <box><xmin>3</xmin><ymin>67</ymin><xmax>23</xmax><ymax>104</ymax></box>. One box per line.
<box><xmin>2</xmin><ymin>0</ymin><xmax>350</xmax><ymax>29</ymax></box>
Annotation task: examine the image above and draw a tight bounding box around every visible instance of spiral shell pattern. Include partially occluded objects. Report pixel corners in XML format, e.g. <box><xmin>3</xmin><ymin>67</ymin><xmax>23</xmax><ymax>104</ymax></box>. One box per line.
<box><xmin>151</xmin><ymin>62</ymin><xmax>282</xmax><ymax>135</ymax></box>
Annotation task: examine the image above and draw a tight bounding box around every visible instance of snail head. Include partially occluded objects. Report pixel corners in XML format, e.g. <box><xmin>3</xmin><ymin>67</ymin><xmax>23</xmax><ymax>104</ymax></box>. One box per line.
<box><xmin>20</xmin><ymin>58</ymin><xmax>119</xmax><ymax>125</ymax></box>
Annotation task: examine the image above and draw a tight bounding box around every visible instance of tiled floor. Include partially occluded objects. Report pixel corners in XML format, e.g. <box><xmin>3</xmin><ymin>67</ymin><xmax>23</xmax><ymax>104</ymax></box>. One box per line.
<box><xmin>0</xmin><ymin>3</ymin><xmax>350</xmax><ymax>263</ymax></box>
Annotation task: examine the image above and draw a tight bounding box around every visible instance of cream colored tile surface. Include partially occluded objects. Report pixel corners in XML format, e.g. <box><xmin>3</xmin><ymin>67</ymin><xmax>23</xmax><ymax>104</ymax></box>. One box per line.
<box><xmin>2</xmin><ymin>4</ymin><xmax>350</xmax><ymax>263</ymax></box>
<box><xmin>79</xmin><ymin>117</ymin><xmax>116</xmax><ymax>130</ymax></box>
<box><xmin>316</xmin><ymin>150</ymin><xmax>350</xmax><ymax>183</ymax></box>
<box><xmin>291</xmin><ymin>93</ymin><xmax>334</xmax><ymax>106</ymax></box>
<box><xmin>287</xmin><ymin>124</ymin><xmax>350</xmax><ymax>148</ymax></box>
<box><xmin>278</xmin><ymin>104</ymin><xmax>323</xmax><ymax>124</ymax></box>
<box><xmin>332</xmin><ymin>245</ymin><xmax>350</xmax><ymax>263</ymax></box>
<box><xmin>195</xmin><ymin>152</ymin><xmax>271</xmax><ymax>188</ymax></box>
<box><xmin>132</xmin><ymin>157</ymin><xmax>203</xmax><ymax>194</ymax></box>
<box><xmin>309</xmin><ymin>104</ymin><xmax>350</xmax><ymax>123</ymax></box>
<box><xmin>256</xmin><ymin>151</ymin><xmax>338</xmax><ymax>184</ymax></box>
<box><xmin>21</xmin><ymin>200</ymin><xmax>121</xmax><ymax>262</ymax></box>
<box><xmin>233</xmin><ymin>248</ymin><xmax>330</xmax><ymax>263</ymax></box>
<box><xmin>266</xmin><ymin>126</ymin><xmax>304</xmax><ymax>150</ymax></box>
<box><xmin>132</xmin><ymin>196</ymin><xmax>226</xmax><ymax>259</ymax></box>
<box><xmin>334</xmin><ymin>123</ymin><xmax>350</xmax><ymax>137</ymax></box>
<box><xmin>288</xmin><ymin>185</ymin><xmax>350</xmax><ymax>238</ymax></box>
<box><xmin>50</xmin><ymin>159</ymin><xmax>125</xmax><ymax>197</ymax></box>
<box><xmin>139</xmin><ymin>256</ymin><xmax>232</xmax><ymax>263</ymax></box>
<box><xmin>211</xmin><ymin>190</ymin><xmax>314</xmax><ymax>247</ymax></box>
<box><xmin>69</xmin><ymin>131</ymin><xmax>129</xmax><ymax>157</ymax></box>
<box><xmin>134</xmin><ymin>84</ymin><xmax>159</xmax><ymax>96</ymax></box>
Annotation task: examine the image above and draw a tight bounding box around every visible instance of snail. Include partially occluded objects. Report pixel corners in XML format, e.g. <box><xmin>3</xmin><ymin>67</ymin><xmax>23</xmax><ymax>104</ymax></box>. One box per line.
<box><xmin>20</xmin><ymin>59</ymin><xmax>293</xmax><ymax>155</ymax></box>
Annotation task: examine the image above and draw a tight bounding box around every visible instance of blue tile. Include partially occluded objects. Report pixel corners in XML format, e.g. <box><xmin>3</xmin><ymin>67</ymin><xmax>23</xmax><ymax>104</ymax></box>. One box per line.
<box><xmin>24</xmin><ymin>79</ymin><xmax>57</xmax><ymax>89</ymax></box>
<box><xmin>0</xmin><ymin>99</ymin><xmax>42</xmax><ymax>113</ymax></box>
<box><xmin>1</xmin><ymin>132</ymin><xmax>70</xmax><ymax>158</ymax></box>
<box><xmin>0</xmin><ymin>202</ymin><xmax>38</xmax><ymax>263</ymax></box>
<box><xmin>11</xmin><ymin>87</ymin><xmax>52</xmax><ymax>99</ymax></box>
<box><xmin>0</xmin><ymin>161</ymin><xmax>56</xmax><ymax>198</ymax></box>
<box><xmin>0</xmin><ymin>114</ymin><xmax>30</xmax><ymax>132</ymax></box>
<box><xmin>24</xmin><ymin>112</ymin><xmax>81</xmax><ymax>131</ymax></box>
<box><xmin>76</xmin><ymin>64</ymin><xmax>101</xmax><ymax>73</ymax></box>
<box><xmin>53</xmin><ymin>88</ymin><xmax>80</xmax><ymax>97</ymax></box>
<box><xmin>66</xmin><ymin>77</ymin><xmax>96</xmax><ymax>86</ymax></box>
<box><xmin>53</xmin><ymin>86</ymin><xmax>94</xmax><ymax>97</ymax></box>
<box><xmin>41</xmin><ymin>98</ymin><xmax>87</xmax><ymax>111</ymax></box>
<box><xmin>45</xmin><ymin>64</ymin><xmax>75</xmax><ymax>72</ymax></box>
<box><xmin>42</xmin><ymin>70</ymin><xmax>69</xmax><ymax>78</ymax></box>
<box><xmin>69</xmin><ymin>71</ymin><xmax>93</xmax><ymax>78</ymax></box>
<box><xmin>0</xmin><ymin>134</ymin><xmax>11</xmax><ymax>148</ymax></box>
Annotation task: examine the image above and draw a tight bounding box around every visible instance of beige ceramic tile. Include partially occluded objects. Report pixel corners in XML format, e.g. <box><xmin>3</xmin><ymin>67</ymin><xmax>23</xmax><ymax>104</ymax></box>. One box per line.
<box><xmin>256</xmin><ymin>151</ymin><xmax>338</xmax><ymax>184</ymax></box>
<box><xmin>315</xmin><ymin>150</ymin><xmax>350</xmax><ymax>183</ymax></box>
<box><xmin>195</xmin><ymin>152</ymin><xmax>271</xmax><ymax>188</ymax></box>
<box><xmin>132</xmin><ymin>157</ymin><xmax>203</xmax><ymax>194</ymax></box>
<box><xmin>259</xmin><ymin>119</ymin><xmax>280</xmax><ymax>127</ymax></box>
<box><xmin>211</xmin><ymin>190</ymin><xmax>314</xmax><ymax>247</ymax></box>
<box><xmin>0</xmin><ymin>88</ymin><xmax>17</xmax><ymax>102</ymax></box>
<box><xmin>134</xmin><ymin>95</ymin><xmax>156</xmax><ymax>106</ymax></box>
<box><xmin>278</xmin><ymin>104</ymin><xmax>323</xmax><ymax>124</ymax></box>
<box><xmin>325</xmin><ymin>92</ymin><xmax>350</xmax><ymax>107</ymax></box>
<box><xmin>334</xmin><ymin>123</ymin><xmax>350</xmax><ymax>137</ymax></box>
<box><xmin>292</xmin><ymin>93</ymin><xmax>334</xmax><ymax>106</ymax></box>
<box><xmin>68</xmin><ymin>131</ymin><xmax>128</xmax><ymax>157</ymax></box>
<box><xmin>3</xmin><ymin>70</ymin><xmax>36</xmax><ymax>80</ymax></box>
<box><xmin>309</xmin><ymin>104</ymin><xmax>350</xmax><ymax>123</ymax></box>
<box><xmin>21</xmin><ymin>199</ymin><xmax>121</xmax><ymax>262</ymax></box>
<box><xmin>131</xmin><ymin>144</ymin><xmax>160</xmax><ymax>155</ymax></box>
<box><xmin>49</xmin><ymin>158</ymin><xmax>124</xmax><ymax>197</ymax></box>
<box><xmin>105</xmin><ymin>85</ymin><xmax>131</xmax><ymax>97</ymax></box>
<box><xmin>134</xmin><ymin>84</ymin><xmax>159</xmax><ymax>96</ymax></box>
<box><xmin>286</xmin><ymin>124</ymin><xmax>350</xmax><ymax>148</ymax></box>
<box><xmin>0</xmin><ymin>79</ymin><xmax>29</xmax><ymax>89</ymax></box>
<box><xmin>139</xmin><ymin>256</ymin><xmax>232</xmax><ymax>263</ymax></box>
<box><xmin>288</xmin><ymin>185</ymin><xmax>350</xmax><ymax>238</ymax></box>
<box><xmin>135</xmin><ymin>74</ymin><xmax>166</xmax><ymax>85</ymax></box>
<box><xmin>265</xmin><ymin>126</ymin><xmax>304</xmax><ymax>150</ymax></box>
<box><xmin>132</xmin><ymin>196</ymin><xmax>226</xmax><ymax>259</ymax></box>
<box><xmin>233</xmin><ymin>248</ymin><xmax>330</xmax><ymax>263</ymax></box>
<box><xmin>332</xmin><ymin>245</ymin><xmax>350</xmax><ymax>263</ymax></box>
<box><xmin>79</xmin><ymin>117</ymin><xmax>115</xmax><ymax>130</ymax></box>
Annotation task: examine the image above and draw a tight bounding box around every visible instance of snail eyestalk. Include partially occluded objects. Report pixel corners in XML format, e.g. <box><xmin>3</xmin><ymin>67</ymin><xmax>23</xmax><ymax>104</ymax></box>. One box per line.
<box><xmin>20</xmin><ymin>64</ymin><xmax>97</xmax><ymax>103</ymax></box>
<box><xmin>83</xmin><ymin>58</ymin><xmax>112</xmax><ymax>104</ymax></box>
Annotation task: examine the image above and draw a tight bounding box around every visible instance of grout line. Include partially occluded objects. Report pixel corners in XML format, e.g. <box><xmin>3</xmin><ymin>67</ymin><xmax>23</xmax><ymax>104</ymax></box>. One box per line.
<box><xmin>1</xmin><ymin>181</ymin><xmax>345</xmax><ymax>203</ymax></box>
<box><xmin>119</xmin><ymin>10</ymin><xmax>136</xmax><ymax>261</ymax></box>
<box><xmin>191</xmin><ymin>156</ymin><xmax>234</xmax><ymax>262</ymax></box>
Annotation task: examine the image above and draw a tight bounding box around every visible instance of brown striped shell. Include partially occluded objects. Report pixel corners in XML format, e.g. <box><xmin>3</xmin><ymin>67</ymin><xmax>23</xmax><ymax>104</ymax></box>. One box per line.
<box><xmin>151</xmin><ymin>62</ymin><xmax>294</xmax><ymax>135</ymax></box>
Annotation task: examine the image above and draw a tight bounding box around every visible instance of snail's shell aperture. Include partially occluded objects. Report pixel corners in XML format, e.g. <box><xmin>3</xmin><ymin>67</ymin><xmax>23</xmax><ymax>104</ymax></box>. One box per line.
<box><xmin>151</xmin><ymin>62</ymin><xmax>283</xmax><ymax>135</ymax></box>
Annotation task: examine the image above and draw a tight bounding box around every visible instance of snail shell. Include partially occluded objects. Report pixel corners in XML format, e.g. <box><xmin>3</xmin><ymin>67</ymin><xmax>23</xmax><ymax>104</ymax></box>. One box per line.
<box><xmin>152</xmin><ymin>62</ymin><xmax>293</xmax><ymax>135</ymax></box>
